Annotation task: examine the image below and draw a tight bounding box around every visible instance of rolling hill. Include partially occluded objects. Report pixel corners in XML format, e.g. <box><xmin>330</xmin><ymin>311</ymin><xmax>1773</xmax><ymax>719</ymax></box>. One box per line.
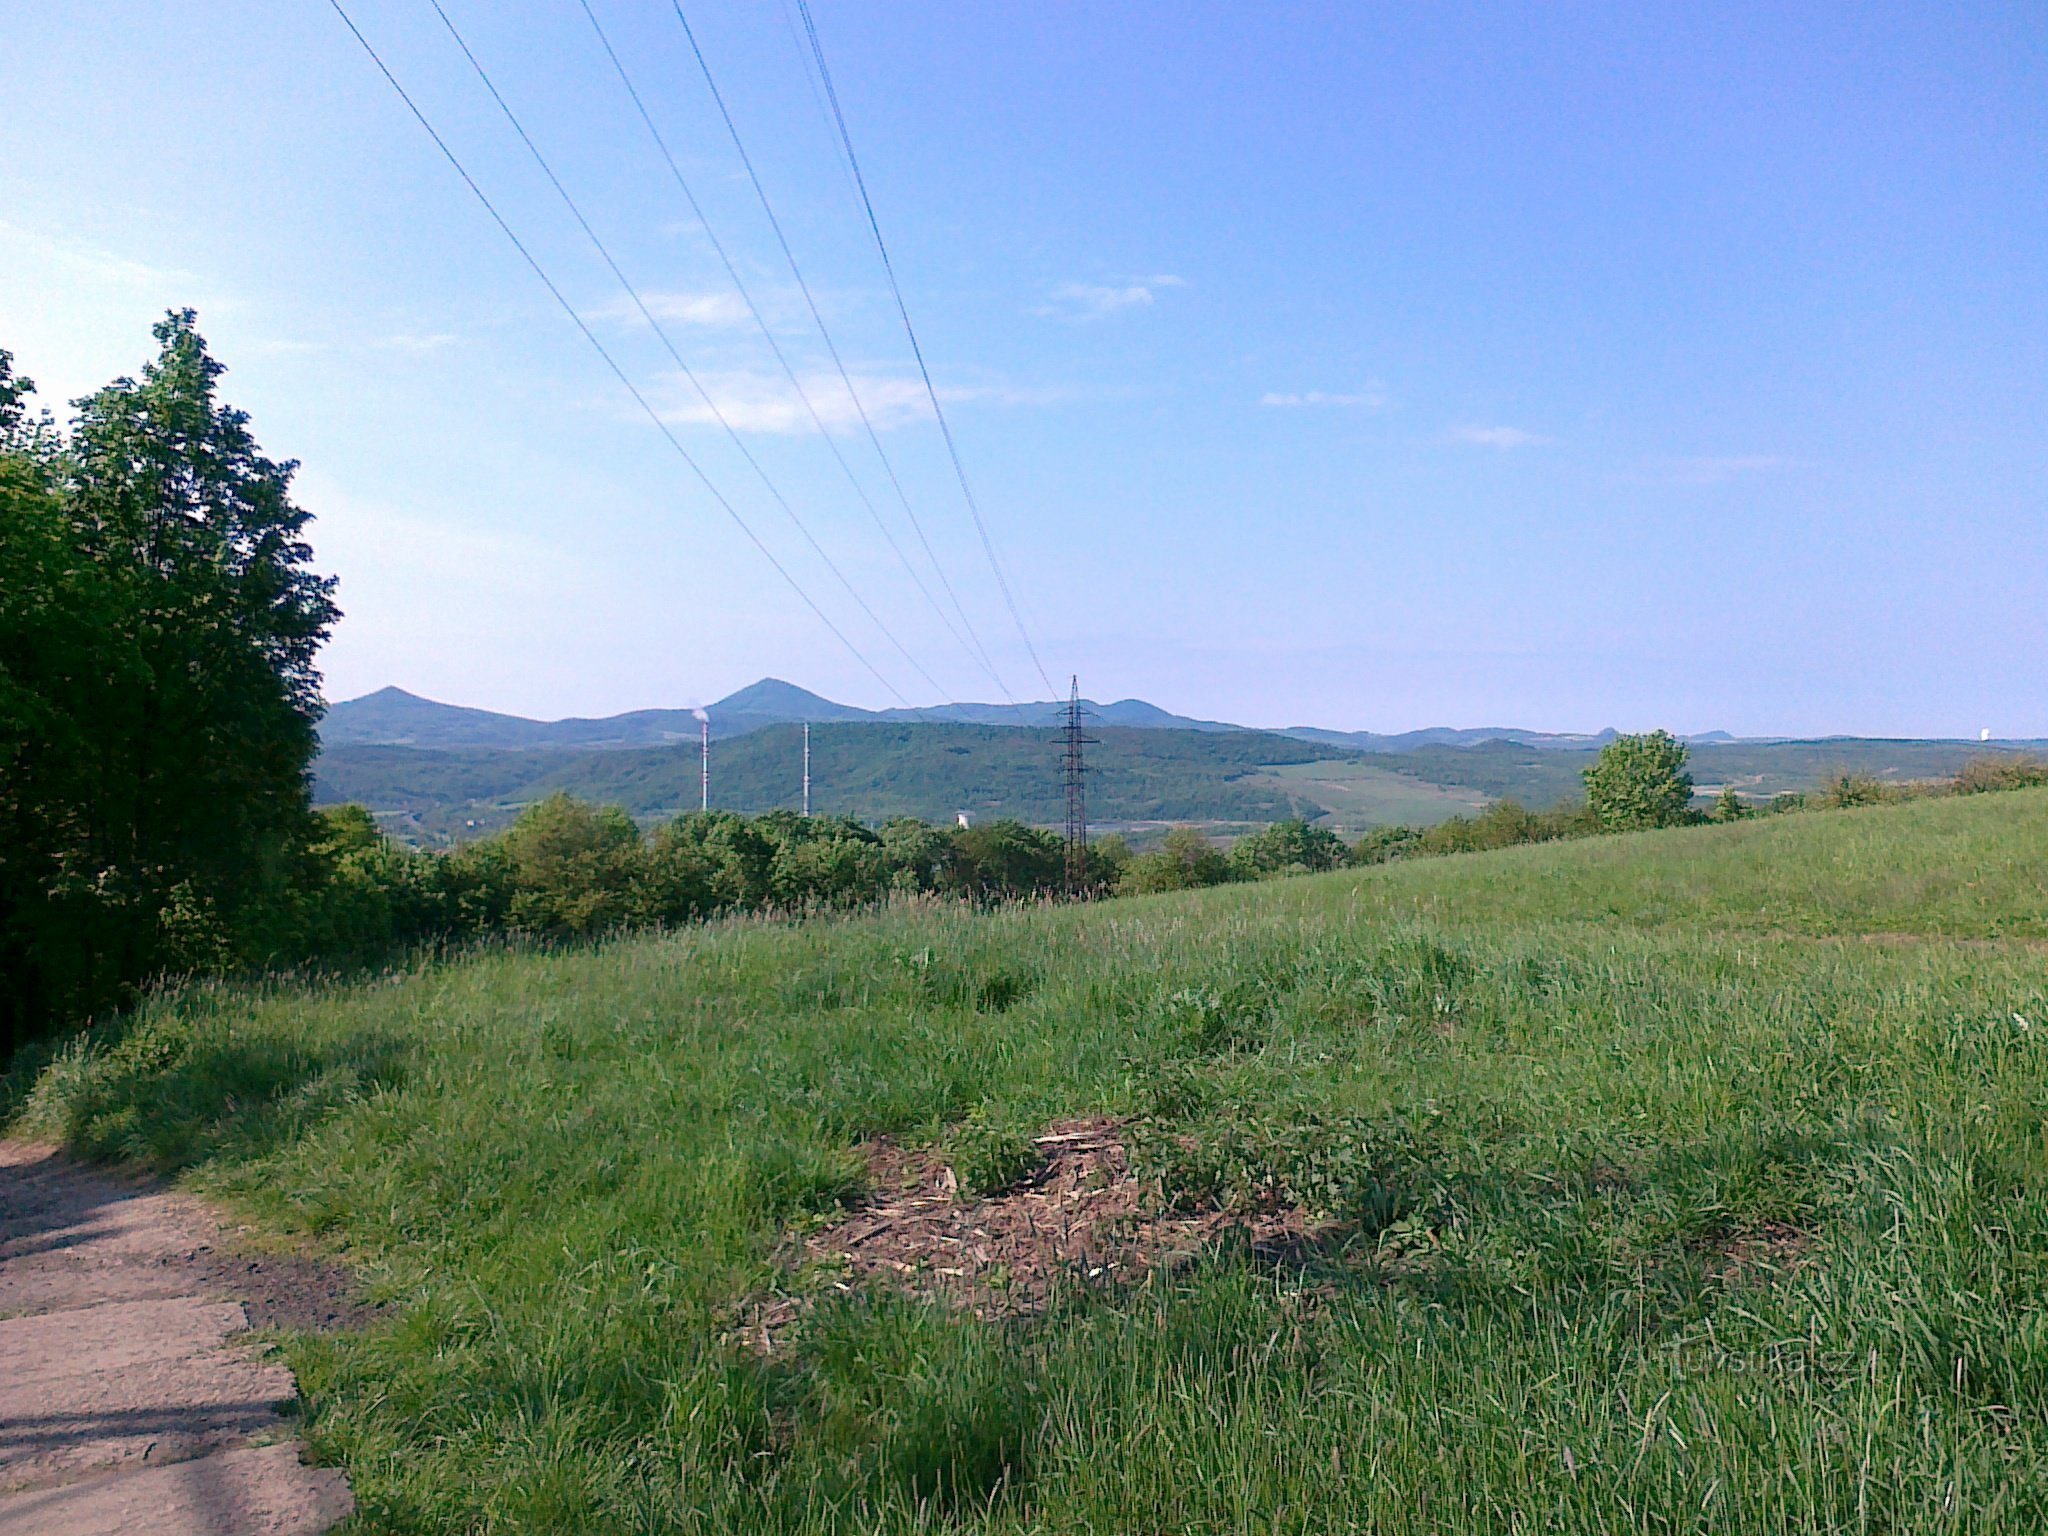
<box><xmin>320</xmin><ymin>679</ymin><xmax>1746</xmax><ymax>754</ymax></box>
<box><xmin>320</xmin><ymin>679</ymin><xmax>1241</xmax><ymax>750</ymax></box>
<box><xmin>319</xmin><ymin>681</ymin><xmax>2048</xmax><ymax>840</ymax></box>
<box><xmin>314</xmin><ymin>723</ymin><xmax>1345</xmax><ymax>840</ymax></box>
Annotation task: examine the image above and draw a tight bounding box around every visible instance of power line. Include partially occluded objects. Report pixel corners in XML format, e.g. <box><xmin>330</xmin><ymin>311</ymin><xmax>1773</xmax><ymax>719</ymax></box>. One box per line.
<box><xmin>666</xmin><ymin>0</ymin><xmax>1020</xmax><ymax>706</ymax></box>
<box><xmin>573</xmin><ymin>0</ymin><xmax>1005</xmax><ymax>707</ymax></box>
<box><xmin>323</xmin><ymin>0</ymin><xmax>915</xmax><ymax>708</ymax></box>
<box><xmin>789</xmin><ymin>0</ymin><xmax>1058</xmax><ymax>698</ymax></box>
<box><xmin>420</xmin><ymin>0</ymin><xmax>952</xmax><ymax>712</ymax></box>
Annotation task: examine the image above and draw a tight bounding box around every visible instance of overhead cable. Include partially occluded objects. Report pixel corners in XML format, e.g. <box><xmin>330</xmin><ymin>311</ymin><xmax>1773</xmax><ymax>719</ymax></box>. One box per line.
<box><xmin>575</xmin><ymin>0</ymin><xmax>1010</xmax><ymax>706</ymax></box>
<box><xmin>324</xmin><ymin>0</ymin><xmax>918</xmax><ymax>708</ymax></box>
<box><xmin>667</xmin><ymin>0</ymin><xmax>1021</xmax><ymax>703</ymax></box>
<box><xmin>788</xmin><ymin>0</ymin><xmax>1058</xmax><ymax>697</ymax></box>
<box><xmin>422</xmin><ymin>0</ymin><xmax>951</xmax><ymax>709</ymax></box>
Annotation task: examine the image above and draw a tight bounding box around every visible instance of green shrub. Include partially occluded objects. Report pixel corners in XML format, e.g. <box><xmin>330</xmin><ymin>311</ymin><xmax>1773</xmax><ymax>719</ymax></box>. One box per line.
<box><xmin>498</xmin><ymin>794</ymin><xmax>646</xmax><ymax>935</ymax></box>
<box><xmin>1118</xmin><ymin>827</ymin><xmax>1231</xmax><ymax>895</ymax></box>
<box><xmin>1583</xmin><ymin>730</ymin><xmax>1695</xmax><ymax>830</ymax></box>
<box><xmin>1813</xmin><ymin>772</ymin><xmax>1912</xmax><ymax>809</ymax></box>
<box><xmin>1225</xmin><ymin>819</ymin><xmax>1345</xmax><ymax>880</ymax></box>
<box><xmin>1952</xmin><ymin>755</ymin><xmax>2048</xmax><ymax>795</ymax></box>
<box><xmin>945</xmin><ymin>819</ymin><xmax>1064</xmax><ymax>899</ymax></box>
<box><xmin>1351</xmin><ymin>825</ymin><xmax>1423</xmax><ymax>865</ymax></box>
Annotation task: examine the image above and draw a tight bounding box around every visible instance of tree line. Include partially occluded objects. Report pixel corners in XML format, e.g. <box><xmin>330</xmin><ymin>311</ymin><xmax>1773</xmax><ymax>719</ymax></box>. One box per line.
<box><xmin>6</xmin><ymin>317</ymin><xmax>2044</xmax><ymax>1055</ymax></box>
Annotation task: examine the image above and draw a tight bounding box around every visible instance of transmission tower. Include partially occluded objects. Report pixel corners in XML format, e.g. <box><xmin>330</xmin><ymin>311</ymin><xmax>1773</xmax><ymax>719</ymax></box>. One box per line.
<box><xmin>1060</xmin><ymin>676</ymin><xmax>1096</xmax><ymax>895</ymax></box>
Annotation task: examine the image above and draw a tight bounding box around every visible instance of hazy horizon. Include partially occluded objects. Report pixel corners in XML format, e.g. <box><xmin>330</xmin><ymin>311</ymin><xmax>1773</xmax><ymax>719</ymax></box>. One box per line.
<box><xmin>7</xmin><ymin>3</ymin><xmax>2044</xmax><ymax>737</ymax></box>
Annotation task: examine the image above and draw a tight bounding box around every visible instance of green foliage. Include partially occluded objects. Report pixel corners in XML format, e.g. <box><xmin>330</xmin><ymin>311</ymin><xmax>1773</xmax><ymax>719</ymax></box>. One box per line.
<box><xmin>1812</xmin><ymin>771</ymin><xmax>1914</xmax><ymax>809</ymax></box>
<box><xmin>1084</xmin><ymin>833</ymin><xmax>1132</xmax><ymax>893</ymax></box>
<box><xmin>946</xmin><ymin>819</ymin><xmax>1063</xmax><ymax>899</ymax></box>
<box><xmin>1350</xmin><ymin>824</ymin><xmax>1423</xmax><ymax>865</ymax></box>
<box><xmin>1118</xmin><ymin>826</ymin><xmax>1231</xmax><ymax>894</ymax></box>
<box><xmin>1953</xmin><ymin>754</ymin><xmax>2048</xmax><ymax>795</ymax></box>
<box><xmin>498</xmin><ymin>794</ymin><xmax>645</xmax><ymax>935</ymax></box>
<box><xmin>1392</xmin><ymin>798</ymin><xmax>1594</xmax><ymax>859</ymax></box>
<box><xmin>278</xmin><ymin>801</ymin><xmax>1077</xmax><ymax>958</ymax></box>
<box><xmin>1715</xmin><ymin>784</ymin><xmax>1751</xmax><ymax>821</ymax></box>
<box><xmin>0</xmin><ymin>318</ymin><xmax>338</xmax><ymax>1052</ymax></box>
<box><xmin>1583</xmin><ymin>729</ymin><xmax>1695</xmax><ymax>830</ymax></box>
<box><xmin>1223</xmin><ymin>818</ymin><xmax>1345</xmax><ymax>880</ymax></box>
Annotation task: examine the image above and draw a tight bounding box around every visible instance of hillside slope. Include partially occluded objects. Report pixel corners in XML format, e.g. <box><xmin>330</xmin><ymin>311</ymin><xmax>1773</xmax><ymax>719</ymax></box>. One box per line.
<box><xmin>12</xmin><ymin>790</ymin><xmax>2048</xmax><ymax>1531</ymax></box>
<box><xmin>314</xmin><ymin>723</ymin><xmax>1340</xmax><ymax>836</ymax></box>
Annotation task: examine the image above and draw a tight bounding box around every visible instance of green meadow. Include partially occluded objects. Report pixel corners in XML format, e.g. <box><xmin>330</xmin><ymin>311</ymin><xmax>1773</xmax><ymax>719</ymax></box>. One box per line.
<box><xmin>10</xmin><ymin>788</ymin><xmax>2048</xmax><ymax>1533</ymax></box>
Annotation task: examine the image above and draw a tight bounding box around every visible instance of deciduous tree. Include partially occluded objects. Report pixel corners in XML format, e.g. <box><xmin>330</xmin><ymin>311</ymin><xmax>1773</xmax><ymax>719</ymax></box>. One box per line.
<box><xmin>1583</xmin><ymin>730</ymin><xmax>1694</xmax><ymax>831</ymax></box>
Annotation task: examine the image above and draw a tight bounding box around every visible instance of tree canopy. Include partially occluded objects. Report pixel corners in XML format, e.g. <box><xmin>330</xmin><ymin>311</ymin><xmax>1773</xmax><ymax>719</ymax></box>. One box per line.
<box><xmin>1583</xmin><ymin>730</ymin><xmax>1695</xmax><ymax>831</ymax></box>
<box><xmin>0</xmin><ymin>314</ymin><xmax>338</xmax><ymax>1050</ymax></box>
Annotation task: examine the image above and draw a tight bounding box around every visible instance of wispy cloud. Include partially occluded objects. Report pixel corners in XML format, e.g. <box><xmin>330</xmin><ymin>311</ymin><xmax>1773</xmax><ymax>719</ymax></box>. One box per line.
<box><xmin>1035</xmin><ymin>274</ymin><xmax>1185</xmax><ymax>320</ymax></box>
<box><xmin>652</xmin><ymin>368</ymin><xmax>1072</xmax><ymax>435</ymax></box>
<box><xmin>1261</xmin><ymin>385</ymin><xmax>1389</xmax><ymax>411</ymax></box>
<box><xmin>586</xmin><ymin>290</ymin><xmax>752</xmax><ymax>329</ymax></box>
<box><xmin>0</xmin><ymin>219</ymin><xmax>195</xmax><ymax>292</ymax></box>
<box><xmin>1446</xmin><ymin>424</ymin><xmax>1553</xmax><ymax>450</ymax></box>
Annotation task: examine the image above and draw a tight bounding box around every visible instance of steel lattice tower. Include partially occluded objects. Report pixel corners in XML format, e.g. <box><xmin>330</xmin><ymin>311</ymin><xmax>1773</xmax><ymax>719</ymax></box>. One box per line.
<box><xmin>1060</xmin><ymin>676</ymin><xmax>1096</xmax><ymax>895</ymax></box>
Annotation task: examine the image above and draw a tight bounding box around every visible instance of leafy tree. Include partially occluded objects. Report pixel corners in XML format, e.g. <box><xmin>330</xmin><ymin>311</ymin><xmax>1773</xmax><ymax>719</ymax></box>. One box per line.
<box><xmin>1582</xmin><ymin>730</ymin><xmax>1694</xmax><ymax>831</ymax></box>
<box><xmin>499</xmin><ymin>794</ymin><xmax>644</xmax><ymax>934</ymax></box>
<box><xmin>657</xmin><ymin>811</ymin><xmax>774</xmax><ymax>910</ymax></box>
<box><xmin>2</xmin><ymin>318</ymin><xmax>338</xmax><ymax>1049</ymax></box>
<box><xmin>290</xmin><ymin>804</ymin><xmax>452</xmax><ymax>958</ymax></box>
<box><xmin>1714</xmin><ymin>785</ymin><xmax>1751</xmax><ymax>822</ymax></box>
<box><xmin>761</xmin><ymin>813</ymin><xmax>888</xmax><ymax>909</ymax></box>
<box><xmin>1118</xmin><ymin>826</ymin><xmax>1231</xmax><ymax>894</ymax></box>
<box><xmin>944</xmin><ymin>819</ymin><xmax>1062</xmax><ymax>899</ymax></box>
<box><xmin>1</xmin><ymin>354</ymin><xmax>125</xmax><ymax>1042</ymax></box>
<box><xmin>1226</xmin><ymin>818</ymin><xmax>1345</xmax><ymax>879</ymax></box>
<box><xmin>878</xmin><ymin>817</ymin><xmax>951</xmax><ymax>893</ymax></box>
<box><xmin>1086</xmin><ymin>833</ymin><xmax>1133</xmax><ymax>893</ymax></box>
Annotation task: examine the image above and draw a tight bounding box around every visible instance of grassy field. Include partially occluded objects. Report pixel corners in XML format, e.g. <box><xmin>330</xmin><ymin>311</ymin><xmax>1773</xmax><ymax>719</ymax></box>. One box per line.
<box><xmin>9</xmin><ymin>790</ymin><xmax>2048</xmax><ymax>1531</ymax></box>
<box><xmin>1244</xmin><ymin>758</ymin><xmax>1492</xmax><ymax>834</ymax></box>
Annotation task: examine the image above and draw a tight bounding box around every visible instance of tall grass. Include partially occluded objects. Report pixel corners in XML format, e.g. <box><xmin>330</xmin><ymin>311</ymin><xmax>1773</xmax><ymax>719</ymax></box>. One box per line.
<box><xmin>10</xmin><ymin>790</ymin><xmax>2048</xmax><ymax>1531</ymax></box>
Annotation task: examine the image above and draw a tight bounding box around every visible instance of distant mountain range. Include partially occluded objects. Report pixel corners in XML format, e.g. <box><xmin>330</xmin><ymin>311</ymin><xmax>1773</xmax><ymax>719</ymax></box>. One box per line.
<box><xmin>317</xmin><ymin>682</ymin><xmax>2045</xmax><ymax>842</ymax></box>
<box><xmin>320</xmin><ymin>679</ymin><xmax>1747</xmax><ymax>755</ymax></box>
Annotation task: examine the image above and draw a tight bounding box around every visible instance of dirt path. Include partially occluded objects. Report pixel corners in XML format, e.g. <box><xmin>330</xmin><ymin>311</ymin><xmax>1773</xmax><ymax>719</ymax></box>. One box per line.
<box><xmin>0</xmin><ymin>1141</ymin><xmax>355</xmax><ymax>1535</ymax></box>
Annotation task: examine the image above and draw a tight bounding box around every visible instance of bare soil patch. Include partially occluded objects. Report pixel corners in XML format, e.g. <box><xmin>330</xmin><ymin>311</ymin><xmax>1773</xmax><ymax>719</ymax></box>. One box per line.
<box><xmin>0</xmin><ymin>1141</ymin><xmax>379</xmax><ymax>1333</ymax></box>
<box><xmin>1703</xmin><ymin>1221</ymin><xmax>1812</xmax><ymax>1282</ymax></box>
<box><xmin>743</xmin><ymin>1118</ymin><xmax>1328</xmax><ymax>1348</ymax></box>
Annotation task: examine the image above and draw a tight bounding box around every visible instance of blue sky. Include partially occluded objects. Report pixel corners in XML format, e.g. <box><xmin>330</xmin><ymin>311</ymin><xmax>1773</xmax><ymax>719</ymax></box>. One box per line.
<box><xmin>4</xmin><ymin>2</ymin><xmax>2044</xmax><ymax>735</ymax></box>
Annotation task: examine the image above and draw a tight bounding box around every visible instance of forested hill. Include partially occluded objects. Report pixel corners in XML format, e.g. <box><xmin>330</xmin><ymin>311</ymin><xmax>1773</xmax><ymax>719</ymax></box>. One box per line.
<box><xmin>317</xmin><ymin>723</ymin><xmax>2048</xmax><ymax>843</ymax></box>
<box><xmin>314</xmin><ymin>724</ymin><xmax>1338</xmax><ymax>839</ymax></box>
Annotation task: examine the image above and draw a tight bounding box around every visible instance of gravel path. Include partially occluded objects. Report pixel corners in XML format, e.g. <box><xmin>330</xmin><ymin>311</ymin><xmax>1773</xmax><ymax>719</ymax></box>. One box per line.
<box><xmin>0</xmin><ymin>1142</ymin><xmax>354</xmax><ymax>1535</ymax></box>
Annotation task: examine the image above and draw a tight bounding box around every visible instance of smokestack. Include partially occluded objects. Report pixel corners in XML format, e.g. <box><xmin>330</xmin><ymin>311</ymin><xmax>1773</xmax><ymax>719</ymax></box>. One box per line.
<box><xmin>695</xmin><ymin>708</ymin><xmax>711</xmax><ymax>812</ymax></box>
